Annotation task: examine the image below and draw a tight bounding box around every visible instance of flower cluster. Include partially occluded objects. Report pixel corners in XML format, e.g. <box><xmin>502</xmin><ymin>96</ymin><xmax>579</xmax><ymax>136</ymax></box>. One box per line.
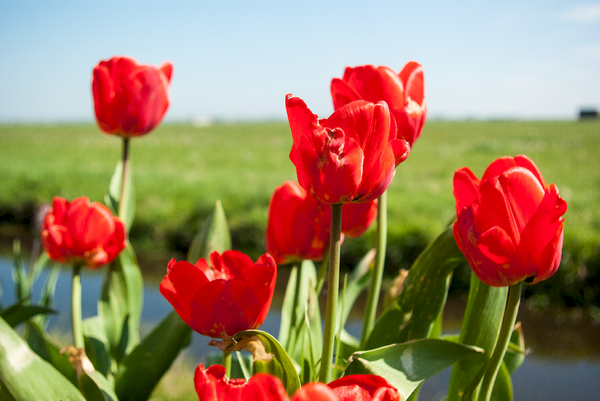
<box><xmin>194</xmin><ymin>364</ymin><xmax>399</xmax><ymax>401</ymax></box>
<box><xmin>42</xmin><ymin>196</ymin><xmax>126</xmax><ymax>268</ymax></box>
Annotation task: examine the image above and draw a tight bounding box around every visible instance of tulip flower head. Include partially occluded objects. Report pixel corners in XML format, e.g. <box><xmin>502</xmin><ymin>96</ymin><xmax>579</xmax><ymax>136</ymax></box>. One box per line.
<box><xmin>286</xmin><ymin>94</ymin><xmax>410</xmax><ymax>205</ymax></box>
<box><xmin>194</xmin><ymin>364</ymin><xmax>399</xmax><ymax>401</ymax></box>
<box><xmin>160</xmin><ymin>251</ymin><xmax>277</xmax><ymax>338</ymax></box>
<box><xmin>92</xmin><ymin>56</ymin><xmax>173</xmax><ymax>137</ymax></box>
<box><xmin>266</xmin><ymin>181</ymin><xmax>377</xmax><ymax>265</ymax></box>
<box><xmin>453</xmin><ymin>155</ymin><xmax>567</xmax><ymax>287</ymax></box>
<box><xmin>41</xmin><ymin>197</ymin><xmax>126</xmax><ymax>269</ymax></box>
<box><xmin>331</xmin><ymin>63</ymin><xmax>427</xmax><ymax>147</ymax></box>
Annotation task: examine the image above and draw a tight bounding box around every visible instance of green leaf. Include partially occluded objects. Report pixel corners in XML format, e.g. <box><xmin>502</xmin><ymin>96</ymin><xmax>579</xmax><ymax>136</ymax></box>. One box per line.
<box><xmin>344</xmin><ymin>339</ymin><xmax>483</xmax><ymax>400</ymax></box>
<box><xmin>366</xmin><ymin>226</ymin><xmax>464</xmax><ymax>349</ymax></box>
<box><xmin>277</xmin><ymin>263</ymin><xmax>299</xmax><ymax>350</ymax></box>
<box><xmin>83</xmin><ymin>316</ymin><xmax>112</xmax><ymax>377</ymax></box>
<box><xmin>503</xmin><ymin>323</ymin><xmax>525</xmax><ymax>374</ymax></box>
<box><xmin>80</xmin><ymin>368</ymin><xmax>120</xmax><ymax>401</ymax></box>
<box><xmin>277</xmin><ymin>260</ymin><xmax>322</xmax><ymax>376</ymax></box>
<box><xmin>337</xmin><ymin>249</ymin><xmax>374</xmax><ymax>331</ymax></box>
<box><xmin>490</xmin><ymin>362</ymin><xmax>513</xmax><ymax>401</ymax></box>
<box><xmin>0</xmin><ymin>302</ymin><xmax>56</xmax><ymax>328</ymax></box>
<box><xmin>36</xmin><ymin>263</ymin><xmax>60</xmax><ymax>329</ymax></box>
<box><xmin>447</xmin><ymin>272</ymin><xmax>508</xmax><ymax>401</ymax></box>
<box><xmin>98</xmin><ymin>244</ymin><xmax>143</xmax><ymax>363</ymax></box>
<box><xmin>105</xmin><ymin>160</ymin><xmax>135</xmax><ymax>230</ymax></box>
<box><xmin>223</xmin><ymin>329</ymin><xmax>301</xmax><ymax>397</ymax></box>
<box><xmin>24</xmin><ymin>321</ymin><xmax>78</xmax><ymax>386</ymax></box>
<box><xmin>0</xmin><ymin>317</ymin><xmax>85</xmax><ymax>401</ymax></box>
<box><xmin>28</xmin><ymin>252</ymin><xmax>50</xmax><ymax>291</ymax></box>
<box><xmin>114</xmin><ymin>311</ymin><xmax>192</xmax><ymax>401</ymax></box>
<box><xmin>187</xmin><ymin>200</ymin><xmax>231</xmax><ymax>262</ymax></box>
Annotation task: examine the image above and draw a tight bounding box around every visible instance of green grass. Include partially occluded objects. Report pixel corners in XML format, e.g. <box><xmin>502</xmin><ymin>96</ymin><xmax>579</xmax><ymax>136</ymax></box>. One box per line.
<box><xmin>1</xmin><ymin>120</ymin><xmax>599</xmax><ymax>266</ymax></box>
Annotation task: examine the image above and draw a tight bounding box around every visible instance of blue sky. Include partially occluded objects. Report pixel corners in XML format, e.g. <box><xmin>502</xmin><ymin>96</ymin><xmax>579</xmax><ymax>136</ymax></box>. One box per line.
<box><xmin>1</xmin><ymin>1</ymin><xmax>599</xmax><ymax>122</ymax></box>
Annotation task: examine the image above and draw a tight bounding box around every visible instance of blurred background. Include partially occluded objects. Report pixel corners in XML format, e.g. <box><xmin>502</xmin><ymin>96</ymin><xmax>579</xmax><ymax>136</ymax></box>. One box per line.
<box><xmin>1</xmin><ymin>0</ymin><xmax>599</xmax><ymax>123</ymax></box>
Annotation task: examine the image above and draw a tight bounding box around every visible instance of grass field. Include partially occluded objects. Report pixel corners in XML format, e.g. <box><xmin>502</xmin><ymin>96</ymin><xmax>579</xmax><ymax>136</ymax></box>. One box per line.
<box><xmin>1</xmin><ymin>120</ymin><xmax>599</xmax><ymax>274</ymax></box>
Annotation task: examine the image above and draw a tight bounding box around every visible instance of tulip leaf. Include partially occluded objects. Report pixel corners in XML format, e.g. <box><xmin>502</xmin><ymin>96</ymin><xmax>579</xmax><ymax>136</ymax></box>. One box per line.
<box><xmin>36</xmin><ymin>263</ymin><xmax>60</xmax><ymax>329</ymax></box>
<box><xmin>366</xmin><ymin>226</ymin><xmax>464</xmax><ymax>349</ymax></box>
<box><xmin>277</xmin><ymin>263</ymin><xmax>299</xmax><ymax>350</ymax></box>
<box><xmin>114</xmin><ymin>311</ymin><xmax>192</xmax><ymax>401</ymax></box>
<box><xmin>337</xmin><ymin>249</ymin><xmax>374</xmax><ymax>331</ymax></box>
<box><xmin>98</xmin><ymin>244</ymin><xmax>143</xmax><ymax>363</ymax></box>
<box><xmin>23</xmin><ymin>321</ymin><xmax>78</xmax><ymax>386</ymax></box>
<box><xmin>490</xmin><ymin>362</ymin><xmax>513</xmax><ymax>401</ymax></box>
<box><xmin>503</xmin><ymin>323</ymin><xmax>525</xmax><ymax>374</ymax></box>
<box><xmin>0</xmin><ymin>317</ymin><xmax>86</xmax><ymax>401</ymax></box>
<box><xmin>447</xmin><ymin>272</ymin><xmax>508</xmax><ymax>401</ymax></box>
<box><xmin>105</xmin><ymin>159</ymin><xmax>135</xmax><ymax>230</ymax></box>
<box><xmin>277</xmin><ymin>260</ymin><xmax>322</xmax><ymax>377</ymax></box>
<box><xmin>0</xmin><ymin>301</ymin><xmax>56</xmax><ymax>328</ymax></box>
<box><xmin>228</xmin><ymin>329</ymin><xmax>301</xmax><ymax>397</ymax></box>
<box><xmin>344</xmin><ymin>339</ymin><xmax>483</xmax><ymax>400</ymax></box>
<box><xmin>83</xmin><ymin>316</ymin><xmax>112</xmax><ymax>377</ymax></box>
<box><xmin>187</xmin><ymin>200</ymin><xmax>231</xmax><ymax>263</ymax></box>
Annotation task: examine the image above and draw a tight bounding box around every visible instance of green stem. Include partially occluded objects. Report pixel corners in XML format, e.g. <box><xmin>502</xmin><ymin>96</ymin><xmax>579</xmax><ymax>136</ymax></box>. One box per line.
<box><xmin>315</xmin><ymin>242</ymin><xmax>330</xmax><ymax>296</ymax></box>
<box><xmin>71</xmin><ymin>264</ymin><xmax>84</xmax><ymax>349</ymax></box>
<box><xmin>118</xmin><ymin>137</ymin><xmax>130</xmax><ymax>220</ymax></box>
<box><xmin>222</xmin><ymin>350</ymin><xmax>232</xmax><ymax>378</ymax></box>
<box><xmin>478</xmin><ymin>282</ymin><xmax>522</xmax><ymax>401</ymax></box>
<box><xmin>318</xmin><ymin>203</ymin><xmax>343</xmax><ymax>383</ymax></box>
<box><xmin>360</xmin><ymin>190</ymin><xmax>387</xmax><ymax>348</ymax></box>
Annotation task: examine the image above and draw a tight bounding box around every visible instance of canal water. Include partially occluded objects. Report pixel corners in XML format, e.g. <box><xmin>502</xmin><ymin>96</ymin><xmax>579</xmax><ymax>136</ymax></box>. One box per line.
<box><xmin>1</xmin><ymin>260</ymin><xmax>599</xmax><ymax>400</ymax></box>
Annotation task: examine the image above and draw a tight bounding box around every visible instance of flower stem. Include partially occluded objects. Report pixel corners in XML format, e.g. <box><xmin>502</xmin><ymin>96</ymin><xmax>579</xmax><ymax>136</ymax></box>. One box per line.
<box><xmin>118</xmin><ymin>137</ymin><xmax>130</xmax><ymax>220</ymax></box>
<box><xmin>315</xmin><ymin>242</ymin><xmax>330</xmax><ymax>296</ymax></box>
<box><xmin>71</xmin><ymin>264</ymin><xmax>84</xmax><ymax>349</ymax></box>
<box><xmin>319</xmin><ymin>203</ymin><xmax>343</xmax><ymax>383</ymax></box>
<box><xmin>478</xmin><ymin>282</ymin><xmax>522</xmax><ymax>401</ymax></box>
<box><xmin>360</xmin><ymin>190</ymin><xmax>387</xmax><ymax>348</ymax></box>
<box><xmin>223</xmin><ymin>350</ymin><xmax>232</xmax><ymax>378</ymax></box>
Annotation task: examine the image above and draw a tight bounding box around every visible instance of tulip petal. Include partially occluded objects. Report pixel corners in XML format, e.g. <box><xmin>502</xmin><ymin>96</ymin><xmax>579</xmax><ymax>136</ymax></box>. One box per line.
<box><xmin>498</xmin><ymin>167</ymin><xmax>545</xmax><ymax>232</ymax></box>
<box><xmin>160</xmin><ymin>62</ymin><xmax>174</xmax><ymax>83</ymax></box>
<box><xmin>477</xmin><ymin>226</ymin><xmax>515</xmax><ymax>265</ymax></box>
<box><xmin>399</xmin><ymin>61</ymin><xmax>425</xmax><ymax>106</ymax></box>
<box><xmin>453</xmin><ymin>167</ymin><xmax>481</xmax><ymax>216</ymax></box>
<box><xmin>516</xmin><ymin>183</ymin><xmax>567</xmax><ymax>277</ymax></box>
<box><xmin>476</xmin><ymin>177</ymin><xmax>520</xmax><ymax>245</ymax></box>
<box><xmin>65</xmin><ymin>200</ymin><xmax>115</xmax><ymax>254</ymax></box>
<box><xmin>191</xmin><ymin>279</ymin><xmax>258</xmax><ymax>337</ymax></box>
<box><xmin>292</xmin><ymin>383</ymin><xmax>338</xmax><ymax>401</ymax></box>
<box><xmin>166</xmin><ymin>260</ymin><xmax>210</xmax><ymax>312</ymax></box>
<box><xmin>514</xmin><ymin>154</ymin><xmax>547</xmax><ymax>188</ymax></box>
<box><xmin>242</xmin><ymin>374</ymin><xmax>289</xmax><ymax>401</ymax></box>
<box><xmin>331</xmin><ymin>78</ymin><xmax>362</xmax><ymax>110</ymax></box>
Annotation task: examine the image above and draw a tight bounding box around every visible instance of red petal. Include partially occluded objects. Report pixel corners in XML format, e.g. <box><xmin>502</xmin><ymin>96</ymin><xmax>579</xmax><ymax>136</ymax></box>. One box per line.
<box><xmin>292</xmin><ymin>383</ymin><xmax>338</xmax><ymax>401</ymax></box>
<box><xmin>160</xmin><ymin>62</ymin><xmax>173</xmax><ymax>83</ymax></box>
<box><xmin>453</xmin><ymin>167</ymin><xmax>480</xmax><ymax>216</ymax></box>
<box><xmin>242</xmin><ymin>374</ymin><xmax>288</xmax><ymax>401</ymax></box>
<box><xmin>476</xmin><ymin>177</ymin><xmax>520</xmax><ymax>245</ymax></box>
<box><xmin>399</xmin><ymin>61</ymin><xmax>425</xmax><ymax>106</ymax></box>
<box><xmin>498</xmin><ymin>167</ymin><xmax>545</xmax><ymax>232</ymax></box>
<box><xmin>477</xmin><ymin>226</ymin><xmax>515</xmax><ymax>265</ymax></box>
<box><xmin>166</xmin><ymin>260</ymin><xmax>210</xmax><ymax>310</ymax></box>
<box><xmin>331</xmin><ymin>78</ymin><xmax>362</xmax><ymax>110</ymax></box>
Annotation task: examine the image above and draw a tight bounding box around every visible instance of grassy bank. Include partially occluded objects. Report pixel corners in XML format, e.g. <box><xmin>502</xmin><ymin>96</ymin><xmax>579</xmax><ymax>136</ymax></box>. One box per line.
<box><xmin>1</xmin><ymin>120</ymin><xmax>599</xmax><ymax>308</ymax></box>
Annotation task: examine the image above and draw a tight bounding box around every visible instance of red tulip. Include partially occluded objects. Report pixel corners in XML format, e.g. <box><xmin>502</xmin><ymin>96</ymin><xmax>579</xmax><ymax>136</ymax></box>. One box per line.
<box><xmin>331</xmin><ymin>63</ymin><xmax>427</xmax><ymax>147</ymax></box>
<box><xmin>286</xmin><ymin>95</ymin><xmax>410</xmax><ymax>204</ymax></box>
<box><xmin>41</xmin><ymin>197</ymin><xmax>126</xmax><ymax>269</ymax></box>
<box><xmin>194</xmin><ymin>364</ymin><xmax>398</xmax><ymax>401</ymax></box>
<box><xmin>266</xmin><ymin>181</ymin><xmax>378</xmax><ymax>264</ymax></box>
<box><xmin>160</xmin><ymin>250</ymin><xmax>277</xmax><ymax>338</ymax></box>
<box><xmin>328</xmin><ymin>374</ymin><xmax>400</xmax><ymax>401</ymax></box>
<box><xmin>453</xmin><ymin>155</ymin><xmax>567</xmax><ymax>287</ymax></box>
<box><xmin>92</xmin><ymin>56</ymin><xmax>173</xmax><ymax>137</ymax></box>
